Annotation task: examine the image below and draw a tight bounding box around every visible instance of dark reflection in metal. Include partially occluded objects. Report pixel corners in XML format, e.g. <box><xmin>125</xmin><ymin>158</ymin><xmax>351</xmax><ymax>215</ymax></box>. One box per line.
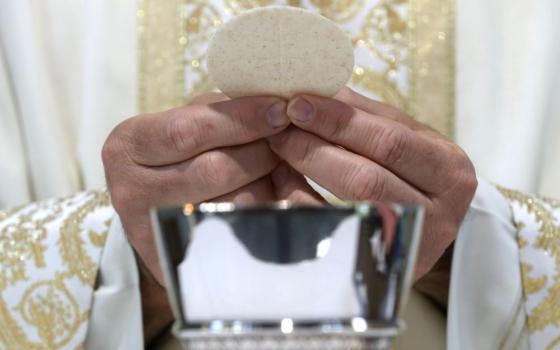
<box><xmin>152</xmin><ymin>202</ymin><xmax>423</xmax><ymax>350</ymax></box>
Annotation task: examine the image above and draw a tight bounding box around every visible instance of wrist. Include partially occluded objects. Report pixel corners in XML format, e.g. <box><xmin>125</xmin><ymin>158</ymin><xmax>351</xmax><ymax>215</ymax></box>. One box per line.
<box><xmin>134</xmin><ymin>248</ymin><xmax>174</xmax><ymax>343</ymax></box>
<box><xmin>414</xmin><ymin>242</ymin><xmax>454</xmax><ymax>308</ymax></box>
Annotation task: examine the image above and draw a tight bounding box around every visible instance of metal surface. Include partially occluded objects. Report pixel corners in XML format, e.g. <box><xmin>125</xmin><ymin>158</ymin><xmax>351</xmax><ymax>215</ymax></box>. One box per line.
<box><xmin>151</xmin><ymin>202</ymin><xmax>423</xmax><ymax>349</ymax></box>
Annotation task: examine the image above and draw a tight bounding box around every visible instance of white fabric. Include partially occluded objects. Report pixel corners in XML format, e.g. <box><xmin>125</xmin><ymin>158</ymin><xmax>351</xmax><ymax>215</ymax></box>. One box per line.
<box><xmin>448</xmin><ymin>179</ymin><xmax>529</xmax><ymax>350</ymax></box>
<box><xmin>84</xmin><ymin>215</ymin><xmax>143</xmax><ymax>350</ymax></box>
<box><xmin>0</xmin><ymin>43</ymin><xmax>31</xmax><ymax>204</ymax></box>
<box><xmin>0</xmin><ymin>1</ymin><xmax>142</xmax><ymax>348</ymax></box>
<box><xmin>0</xmin><ymin>0</ymin><xmax>137</xmax><ymax>208</ymax></box>
<box><xmin>456</xmin><ymin>0</ymin><xmax>560</xmax><ymax>198</ymax></box>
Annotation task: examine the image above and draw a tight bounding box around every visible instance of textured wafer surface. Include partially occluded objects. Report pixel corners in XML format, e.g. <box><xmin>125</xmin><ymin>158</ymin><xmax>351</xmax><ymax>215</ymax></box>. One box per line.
<box><xmin>207</xmin><ymin>6</ymin><xmax>354</xmax><ymax>99</ymax></box>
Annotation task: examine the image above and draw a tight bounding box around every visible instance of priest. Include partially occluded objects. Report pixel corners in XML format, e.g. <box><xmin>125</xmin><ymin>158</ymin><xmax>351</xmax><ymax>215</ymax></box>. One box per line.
<box><xmin>0</xmin><ymin>1</ymin><xmax>559</xmax><ymax>349</ymax></box>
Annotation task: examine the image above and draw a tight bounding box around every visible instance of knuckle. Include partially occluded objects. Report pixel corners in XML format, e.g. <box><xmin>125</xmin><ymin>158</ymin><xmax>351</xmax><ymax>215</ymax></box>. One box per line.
<box><xmin>166</xmin><ymin>110</ymin><xmax>203</xmax><ymax>155</ymax></box>
<box><xmin>101</xmin><ymin>137</ymin><xmax>119</xmax><ymax>167</ymax></box>
<box><xmin>108</xmin><ymin>184</ymin><xmax>135</xmax><ymax>213</ymax></box>
<box><xmin>327</xmin><ymin>104</ymin><xmax>352</xmax><ymax>140</ymax></box>
<box><xmin>224</xmin><ymin>102</ymin><xmax>255</xmax><ymax>139</ymax></box>
<box><xmin>346</xmin><ymin>165</ymin><xmax>385</xmax><ymax>201</ymax></box>
<box><xmin>298</xmin><ymin>136</ymin><xmax>314</xmax><ymax>162</ymax></box>
<box><xmin>197</xmin><ymin>151</ymin><xmax>228</xmax><ymax>188</ymax></box>
<box><xmin>375</xmin><ymin>127</ymin><xmax>409</xmax><ymax>166</ymax></box>
<box><xmin>459</xmin><ymin>158</ymin><xmax>478</xmax><ymax>195</ymax></box>
<box><xmin>292</xmin><ymin>132</ymin><xmax>316</xmax><ymax>167</ymax></box>
<box><xmin>103</xmin><ymin>115</ymin><xmax>153</xmax><ymax>165</ymax></box>
<box><xmin>443</xmin><ymin>143</ymin><xmax>478</xmax><ymax>198</ymax></box>
<box><xmin>227</xmin><ymin>101</ymin><xmax>247</xmax><ymax>122</ymax></box>
<box><xmin>102</xmin><ymin>121</ymin><xmax>132</xmax><ymax>167</ymax></box>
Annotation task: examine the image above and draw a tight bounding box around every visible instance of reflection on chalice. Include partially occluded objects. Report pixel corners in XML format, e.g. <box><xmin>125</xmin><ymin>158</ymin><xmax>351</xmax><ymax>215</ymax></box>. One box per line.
<box><xmin>152</xmin><ymin>201</ymin><xmax>423</xmax><ymax>350</ymax></box>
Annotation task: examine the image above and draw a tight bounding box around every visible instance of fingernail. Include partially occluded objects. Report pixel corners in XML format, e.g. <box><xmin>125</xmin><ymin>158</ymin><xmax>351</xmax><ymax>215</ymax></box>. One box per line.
<box><xmin>267</xmin><ymin>131</ymin><xmax>288</xmax><ymax>146</ymax></box>
<box><xmin>272</xmin><ymin>162</ymin><xmax>289</xmax><ymax>188</ymax></box>
<box><xmin>266</xmin><ymin>101</ymin><xmax>289</xmax><ymax>128</ymax></box>
<box><xmin>287</xmin><ymin>97</ymin><xmax>314</xmax><ymax>122</ymax></box>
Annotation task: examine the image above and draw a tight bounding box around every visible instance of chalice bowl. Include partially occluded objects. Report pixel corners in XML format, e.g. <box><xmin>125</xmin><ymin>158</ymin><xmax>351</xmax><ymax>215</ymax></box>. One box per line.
<box><xmin>152</xmin><ymin>201</ymin><xmax>423</xmax><ymax>350</ymax></box>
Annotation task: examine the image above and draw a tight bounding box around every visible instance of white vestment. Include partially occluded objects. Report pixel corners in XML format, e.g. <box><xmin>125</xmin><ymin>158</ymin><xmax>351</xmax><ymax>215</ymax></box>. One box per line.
<box><xmin>0</xmin><ymin>0</ymin><xmax>559</xmax><ymax>349</ymax></box>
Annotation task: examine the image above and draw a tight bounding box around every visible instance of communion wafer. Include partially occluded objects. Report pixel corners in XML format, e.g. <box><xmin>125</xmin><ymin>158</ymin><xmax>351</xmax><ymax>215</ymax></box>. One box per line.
<box><xmin>207</xmin><ymin>6</ymin><xmax>355</xmax><ymax>99</ymax></box>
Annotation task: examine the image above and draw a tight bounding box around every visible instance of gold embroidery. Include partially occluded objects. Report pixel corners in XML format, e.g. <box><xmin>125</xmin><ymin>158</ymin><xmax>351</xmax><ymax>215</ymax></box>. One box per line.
<box><xmin>223</xmin><ymin>0</ymin><xmax>275</xmax><ymax>14</ymax></box>
<box><xmin>351</xmin><ymin>0</ymin><xmax>408</xmax><ymax>110</ymax></box>
<box><xmin>59</xmin><ymin>192</ymin><xmax>111</xmax><ymax>285</ymax></box>
<box><xmin>310</xmin><ymin>0</ymin><xmax>366</xmax><ymax>22</ymax></box>
<box><xmin>0</xmin><ymin>191</ymin><xmax>113</xmax><ymax>349</ymax></box>
<box><xmin>0</xmin><ymin>297</ymin><xmax>37</xmax><ymax>349</ymax></box>
<box><xmin>0</xmin><ymin>204</ymin><xmax>25</xmax><ymax>221</ymax></box>
<box><xmin>16</xmin><ymin>276</ymin><xmax>81</xmax><ymax>348</ymax></box>
<box><xmin>138</xmin><ymin>0</ymin><xmax>185</xmax><ymax>113</ymax></box>
<box><xmin>518</xmin><ymin>235</ymin><xmax>528</xmax><ymax>248</ymax></box>
<box><xmin>181</xmin><ymin>1</ymin><xmax>222</xmax><ymax>102</ymax></box>
<box><xmin>0</xmin><ymin>203</ymin><xmax>62</xmax><ymax>289</ymax></box>
<box><xmin>512</xmin><ymin>322</ymin><xmax>527</xmax><ymax>350</ymax></box>
<box><xmin>408</xmin><ymin>0</ymin><xmax>455</xmax><ymax>138</ymax></box>
<box><xmin>498</xmin><ymin>298</ymin><xmax>523</xmax><ymax>350</ymax></box>
<box><xmin>497</xmin><ymin>186</ymin><xmax>560</xmax><ymax>333</ymax></box>
<box><xmin>521</xmin><ymin>263</ymin><xmax>547</xmax><ymax>295</ymax></box>
<box><xmin>546</xmin><ymin>335</ymin><xmax>560</xmax><ymax>350</ymax></box>
<box><xmin>89</xmin><ymin>230</ymin><xmax>108</xmax><ymax>248</ymax></box>
<box><xmin>541</xmin><ymin>196</ymin><xmax>560</xmax><ymax>210</ymax></box>
<box><xmin>351</xmin><ymin>65</ymin><xmax>407</xmax><ymax>109</ymax></box>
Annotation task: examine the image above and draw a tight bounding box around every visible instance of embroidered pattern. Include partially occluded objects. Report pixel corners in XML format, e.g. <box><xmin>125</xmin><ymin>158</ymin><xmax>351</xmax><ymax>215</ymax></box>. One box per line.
<box><xmin>498</xmin><ymin>186</ymin><xmax>560</xmax><ymax>350</ymax></box>
<box><xmin>0</xmin><ymin>191</ymin><xmax>114</xmax><ymax>349</ymax></box>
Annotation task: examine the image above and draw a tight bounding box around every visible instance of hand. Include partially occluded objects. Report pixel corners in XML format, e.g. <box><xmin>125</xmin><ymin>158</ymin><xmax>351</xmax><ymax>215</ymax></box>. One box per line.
<box><xmin>103</xmin><ymin>91</ymin><xmax>324</xmax><ymax>281</ymax></box>
<box><xmin>103</xmin><ymin>92</ymin><xmax>327</xmax><ymax>341</ymax></box>
<box><xmin>185</xmin><ymin>94</ymin><xmax>322</xmax><ymax>206</ymax></box>
<box><xmin>102</xmin><ymin>94</ymin><xmax>289</xmax><ymax>341</ymax></box>
<box><xmin>267</xmin><ymin>87</ymin><xmax>478</xmax><ymax>281</ymax></box>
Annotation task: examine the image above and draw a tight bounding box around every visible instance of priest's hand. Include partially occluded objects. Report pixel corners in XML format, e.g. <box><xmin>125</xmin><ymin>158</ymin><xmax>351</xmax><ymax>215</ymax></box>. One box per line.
<box><xmin>267</xmin><ymin>87</ymin><xmax>478</xmax><ymax>287</ymax></box>
<box><xmin>102</xmin><ymin>94</ymin><xmax>318</xmax><ymax>341</ymax></box>
<box><xmin>103</xmin><ymin>94</ymin><xmax>313</xmax><ymax>283</ymax></box>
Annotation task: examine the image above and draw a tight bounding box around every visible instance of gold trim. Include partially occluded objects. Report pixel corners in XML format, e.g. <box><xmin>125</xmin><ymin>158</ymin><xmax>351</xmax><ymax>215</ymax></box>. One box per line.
<box><xmin>498</xmin><ymin>298</ymin><xmax>524</xmax><ymax>350</ymax></box>
<box><xmin>497</xmin><ymin>186</ymin><xmax>560</xmax><ymax>333</ymax></box>
<box><xmin>521</xmin><ymin>263</ymin><xmax>548</xmax><ymax>295</ymax></box>
<box><xmin>59</xmin><ymin>192</ymin><xmax>111</xmax><ymax>286</ymax></box>
<box><xmin>512</xmin><ymin>322</ymin><xmax>527</xmax><ymax>350</ymax></box>
<box><xmin>0</xmin><ymin>192</ymin><xmax>112</xmax><ymax>349</ymax></box>
<box><xmin>540</xmin><ymin>196</ymin><xmax>560</xmax><ymax>209</ymax></box>
<box><xmin>351</xmin><ymin>0</ymin><xmax>408</xmax><ymax>111</ymax></box>
<box><xmin>546</xmin><ymin>335</ymin><xmax>560</xmax><ymax>350</ymax></box>
<box><xmin>408</xmin><ymin>0</ymin><xmax>455</xmax><ymax>139</ymax></box>
<box><xmin>138</xmin><ymin>0</ymin><xmax>185</xmax><ymax>113</ymax></box>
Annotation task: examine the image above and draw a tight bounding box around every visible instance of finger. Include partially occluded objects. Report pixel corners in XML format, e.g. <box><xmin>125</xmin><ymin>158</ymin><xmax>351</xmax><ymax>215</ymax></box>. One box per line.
<box><xmin>134</xmin><ymin>140</ymin><xmax>279</xmax><ymax>206</ymax></box>
<box><xmin>211</xmin><ymin>176</ymin><xmax>276</xmax><ymax>204</ymax></box>
<box><xmin>122</xmin><ymin>96</ymin><xmax>290</xmax><ymax>166</ymax></box>
<box><xmin>271</xmin><ymin>162</ymin><xmax>324</xmax><ymax>205</ymax></box>
<box><xmin>334</xmin><ymin>87</ymin><xmax>440</xmax><ymax>136</ymax></box>
<box><xmin>285</xmin><ymin>94</ymin><xmax>458</xmax><ymax>193</ymax></box>
<box><xmin>268</xmin><ymin>127</ymin><xmax>428</xmax><ymax>205</ymax></box>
